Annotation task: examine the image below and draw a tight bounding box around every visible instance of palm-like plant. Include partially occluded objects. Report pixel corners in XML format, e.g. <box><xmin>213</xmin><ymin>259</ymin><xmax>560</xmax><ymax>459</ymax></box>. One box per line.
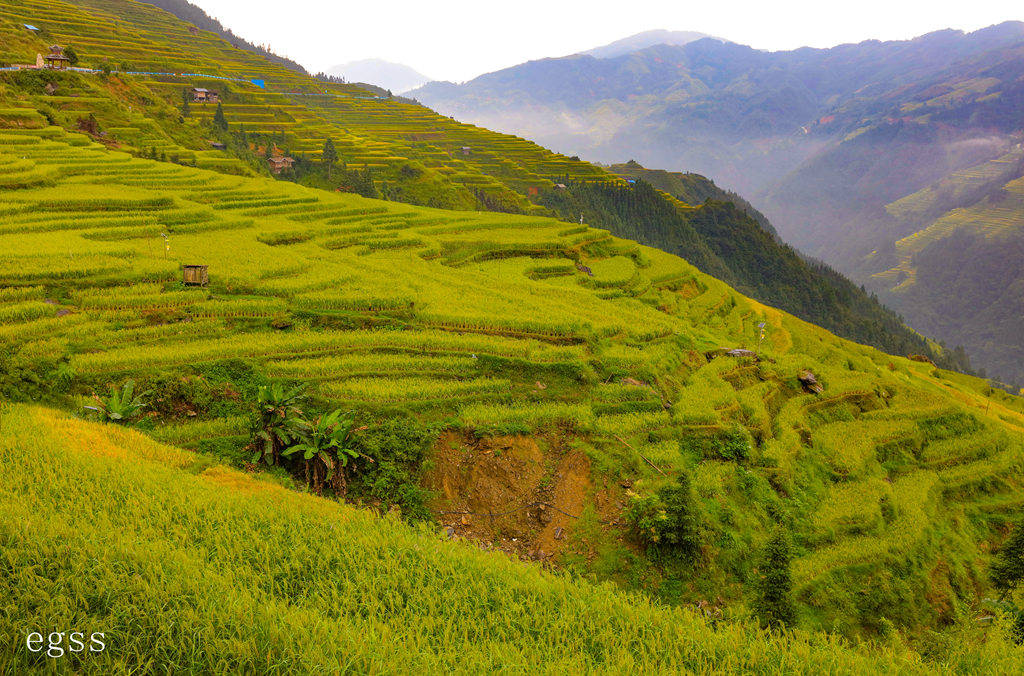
<box><xmin>248</xmin><ymin>383</ymin><xmax>307</xmax><ymax>466</ymax></box>
<box><xmin>283</xmin><ymin>408</ymin><xmax>362</xmax><ymax>495</ymax></box>
<box><xmin>87</xmin><ymin>380</ymin><xmax>150</xmax><ymax>423</ymax></box>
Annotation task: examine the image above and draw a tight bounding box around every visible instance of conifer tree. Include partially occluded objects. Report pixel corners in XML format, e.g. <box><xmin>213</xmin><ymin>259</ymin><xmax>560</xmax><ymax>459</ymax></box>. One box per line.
<box><xmin>992</xmin><ymin>521</ymin><xmax>1024</xmax><ymax>600</ymax></box>
<box><xmin>322</xmin><ymin>138</ymin><xmax>338</xmax><ymax>179</ymax></box>
<box><xmin>754</xmin><ymin>528</ymin><xmax>796</xmax><ymax>629</ymax></box>
<box><xmin>658</xmin><ymin>471</ymin><xmax>701</xmax><ymax>563</ymax></box>
<box><xmin>180</xmin><ymin>88</ymin><xmax>190</xmax><ymax>118</ymax></box>
<box><xmin>212</xmin><ymin>102</ymin><xmax>228</xmax><ymax>131</ymax></box>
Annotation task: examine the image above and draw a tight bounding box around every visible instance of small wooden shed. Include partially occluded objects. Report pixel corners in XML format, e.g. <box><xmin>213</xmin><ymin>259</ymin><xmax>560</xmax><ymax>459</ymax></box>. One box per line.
<box><xmin>182</xmin><ymin>264</ymin><xmax>208</xmax><ymax>286</ymax></box>
<box><xmin>191</xmin><ymin>87</ymin><xmax>219</xmax><ymax>103</ymax></box>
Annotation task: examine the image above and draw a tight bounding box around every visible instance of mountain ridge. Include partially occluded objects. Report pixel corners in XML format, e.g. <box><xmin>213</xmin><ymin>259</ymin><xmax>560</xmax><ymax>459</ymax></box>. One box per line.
<box><xmin>328</xmin><ymin>58</ymin><xmax>432</xmax><ymax>94</ymax></box>
<box><xmin>579</xmin><ymin>29</ymin><xmax>724</xmax><ymax>59</ymax></box>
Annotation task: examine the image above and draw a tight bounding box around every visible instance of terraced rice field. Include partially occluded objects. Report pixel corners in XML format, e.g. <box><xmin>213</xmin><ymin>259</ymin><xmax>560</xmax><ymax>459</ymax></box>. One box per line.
<box><xmin>2</xmin><ymin>123</ymin><xmax>1023</xmax><ymax>639</ymax></box>
<box><xmin>875</xmin><ymin>147</ymin><xmax>1024</xmax><ymax>290</ymax></box>
<box><xmin>2</xmin><ymin>0</ymin><xmax>630</xmax><ymax>214</ymax></box>
<box><xmin>2</xmin><ymin>1</ymin><xmax>1024</xmax><ymax>649</ymax></box>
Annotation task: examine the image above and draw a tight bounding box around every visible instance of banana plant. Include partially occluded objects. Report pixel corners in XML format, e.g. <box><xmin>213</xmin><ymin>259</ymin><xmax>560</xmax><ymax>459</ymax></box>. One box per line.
<box><xmin>283</xmin><ymin>408</ymin><xmax>363</xmax><ymax>495</ymax></box>
<box><xmin>248</xmin><ymin>383</ymin><xmax>307</xmax><ymax>466</ymax></box>
<box><xmin>87</xmin><ymin>380</ymin><xmax>150</xmax><ymax>423</ymax></box>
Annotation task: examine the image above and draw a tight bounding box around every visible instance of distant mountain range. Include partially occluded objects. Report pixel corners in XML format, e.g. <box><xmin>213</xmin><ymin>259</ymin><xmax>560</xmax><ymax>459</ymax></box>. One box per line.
<box><xmin>329</xmin><ymin>59</ymin><xmax>432</xmax><ymax>94</ymax></box>
<box><xmin>413</xmin><ymin>22</ymin><xmax>1024</xmax><ymax>386</ymax></box>
<box><xmin>579</xmin><ymin>29</ymin><xmax>723</xmax><ymax>59</ymax></box>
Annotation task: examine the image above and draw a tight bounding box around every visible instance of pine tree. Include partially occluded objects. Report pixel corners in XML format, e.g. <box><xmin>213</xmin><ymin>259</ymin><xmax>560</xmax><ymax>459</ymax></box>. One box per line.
<box><xmin>754</xmin><ymin>528</ymin><xmax>796</xmax><ymax>628</ymax></box>
<box><xmin>322</xmin><ymin>138</ymin><xmax>338</xmax><ymax>179</ymax></box>
<box><xmin>180</xmin><ymin>88</ymin><xmax>190</xmax><ymax>118</ymax></box>
<box><xmin>658</xmin><ymin>471</ymin><xmax>701</xmax><ymax>563</ymax></box>
<box><xmin>212</xmin><ymin>102</ymin><xmax>228</xmax><ymax>131</ymax></box>
<box><xmin>992</xmin><ymin>521</ymin><xmax>1024</xmax><ymax>600</ymax></box>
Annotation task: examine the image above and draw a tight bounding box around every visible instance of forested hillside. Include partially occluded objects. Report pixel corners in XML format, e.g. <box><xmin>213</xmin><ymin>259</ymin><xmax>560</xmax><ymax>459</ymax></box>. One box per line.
<box><xmin>541</xmin><ymin>167</ymin><xmax>967</xmax><ymax>369</ymax></box>
<box><xmin>851</xmin><ymin>148</ymin><xmax>1024</xmax><ymax>387</ymax></box>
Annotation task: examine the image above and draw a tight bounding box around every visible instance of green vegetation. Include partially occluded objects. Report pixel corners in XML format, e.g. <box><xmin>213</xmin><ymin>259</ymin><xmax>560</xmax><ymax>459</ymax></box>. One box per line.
<box><xmin>754</xmin><ymin>529</ymin><xmax>797</xmax><ymax>629</ymax></box>
<box><xmin>85</xmin><ymin>379</ymin><xmax>149</xmax><ymax>423</ymax></box>
<box><xmin>625</xmin><ymin>471</ymin><xmax>702</xmax><ymax>563</ymax></box>
<box><xmin>0</xmin><ymin>2</ymin><xmax>1022</xmax><ymax>670</ymax></box>
<box><xmin>248</xmin><ymin>383</ymin><xmax>307</xmax><ymax>467</ymax></box>
<box><xmin>282</xmin><ymin>408</ymin><xmax>362</xmax><ymax>495</ymax></box>
<box><xmin>0</xmin><ymin>121</ymin><xmax>1020</xmax><ymax>653</ymax></box>
<box><xmin>7</xmin><ymin>404</ymin><xmax>1024</xmax><ymax>674</ymax></box>
<box><xmin>992</xmin><ymin>521</ymin><xmax>1024</xmax><ymax>600</ymax></box>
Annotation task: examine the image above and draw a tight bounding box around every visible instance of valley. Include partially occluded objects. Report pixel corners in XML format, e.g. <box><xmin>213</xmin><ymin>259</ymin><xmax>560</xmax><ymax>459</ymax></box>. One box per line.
<box><xmin>416</xmin><ymin>24</ymin><xmax>1024</xmax><ymax>388</ymax></box>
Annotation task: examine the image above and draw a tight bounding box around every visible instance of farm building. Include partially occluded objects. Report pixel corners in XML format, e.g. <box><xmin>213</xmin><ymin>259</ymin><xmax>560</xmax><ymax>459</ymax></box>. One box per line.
<box><xmin>191</xmin><ymin>88</ymin><xmax>219</xmax><ymax>103</ymax></box>
<box><xmin>461</xmin><ymin>146</ymin><xmax>471</xmax><ymax>155</ymax></box>
<box><xmin>44</xmin><ymin>45</ymin><xmax>70</xmax><ymax>69</ymax></box>
<box><xmin>267</xmin><ymin>155</ymin><xmax>295</xmax><ymax>174</ymax></box>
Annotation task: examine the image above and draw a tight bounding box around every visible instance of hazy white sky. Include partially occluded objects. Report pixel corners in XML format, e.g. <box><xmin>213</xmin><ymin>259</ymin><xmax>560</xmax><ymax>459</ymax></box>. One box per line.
<box><xmin>192</xmin><ymin>0</ymin><xmax>1023</xmax><ymax>83</ymax></box>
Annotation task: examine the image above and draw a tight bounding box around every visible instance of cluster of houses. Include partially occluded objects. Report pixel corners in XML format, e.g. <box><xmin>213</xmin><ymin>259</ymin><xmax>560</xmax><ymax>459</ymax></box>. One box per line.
<box><xmin>17</xmin><ymin>28</ymin><xmax>296</xmax><ymax>176</ymax></box>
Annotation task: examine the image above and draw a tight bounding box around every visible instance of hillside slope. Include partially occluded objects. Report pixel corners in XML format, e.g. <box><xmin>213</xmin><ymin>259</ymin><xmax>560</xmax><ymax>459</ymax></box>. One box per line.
<box><xmin>562</xmin><ymin>162</ymin><xmax>965</xmax><ymax>368</ymax></box>
<box><xmin>6</xmin><ymin>403</ymin><xmax>1020</xmax><ymax>674</ymax></box>
<box><xmin>0</xmin><ymin>0</ymin><xmax>954</xmax><ymax>366</ymax></box>
<box><xmin>1</xmin><ymin>124</ymin><xmax>1023</xmax><ymax>644</ymax></box>
<box><xmin>852</xmin><ymin>148</ymin><xmax>1024</xmax><ymax>386</ymax></box>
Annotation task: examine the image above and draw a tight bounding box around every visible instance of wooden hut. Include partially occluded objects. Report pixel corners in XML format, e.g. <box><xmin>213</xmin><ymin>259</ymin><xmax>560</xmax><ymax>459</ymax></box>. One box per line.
<box><xmin>267</xmin><ymin>155</ymin><xmax>295</xmax><ymax>174</ymax></box>
<box><xmin>191</xmin><ymin>88</ymin><xmax>219</xmax><ymax>103</ymax></box>
<box><xmin>182</xmin><ymin>264</ymin><xmax>208</xmax><ymax>287</ymax></box>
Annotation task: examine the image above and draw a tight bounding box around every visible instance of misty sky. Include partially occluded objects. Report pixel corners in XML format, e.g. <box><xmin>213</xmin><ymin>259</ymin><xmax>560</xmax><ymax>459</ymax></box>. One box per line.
<box><xmin>192</xmin><ymin>0</ymin><xmax>1022</xmax><ymax>83</ymax></box>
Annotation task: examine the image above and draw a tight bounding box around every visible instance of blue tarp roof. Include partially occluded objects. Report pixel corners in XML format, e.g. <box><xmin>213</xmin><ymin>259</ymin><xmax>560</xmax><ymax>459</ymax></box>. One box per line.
<box><xmin>24</xmin><ymin>24</ymin><xmax>39</xmax><ymax>30</ymax></box>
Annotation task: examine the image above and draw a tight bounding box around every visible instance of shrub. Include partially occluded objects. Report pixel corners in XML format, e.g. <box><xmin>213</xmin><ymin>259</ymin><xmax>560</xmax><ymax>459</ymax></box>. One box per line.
<box><xmin>753</xmin><ymin>529</ymin><xmax>797</xmax><ymax>628</ymax></box>
<box><xmin>625</xmin><ymin>471</ymin><xmax>701</xmax><ymax>563</ymax></box>
<box><xmin>352</xmin><ymin>415</ymin><xmax>437</xmax><ymax>520</ymax></box>
<box><xmin>991</xmin><ymin>521</ymin><xmax>1024</xmax><ymax>600</ymax></box>
<box><xmin>247</xmin><ymin>383</ymin><xmax>307</xmax><ymax>466</ymax></box>
<box><xmin>85</xmin><ymin>380</ymin><xmax>150</xmax><ymax>423</ymax></box>
<box><xmin>680</xmin><ymin>425</ymin><xmax>752</xmax><ymax>462</ymax></box>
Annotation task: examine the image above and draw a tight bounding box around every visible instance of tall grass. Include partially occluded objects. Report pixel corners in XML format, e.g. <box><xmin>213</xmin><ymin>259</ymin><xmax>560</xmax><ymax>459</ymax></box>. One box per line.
<box><xmin>5</xmin><ymin>404</ymin><xmax>1019</xmax><ymax>675</ymax></box>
